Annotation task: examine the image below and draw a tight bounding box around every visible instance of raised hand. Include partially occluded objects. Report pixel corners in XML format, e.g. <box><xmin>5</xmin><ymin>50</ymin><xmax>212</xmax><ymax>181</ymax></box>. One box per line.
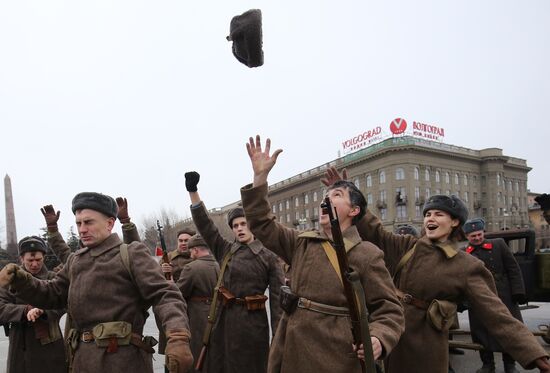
<box><xmin>185</xmin><ymin>172</ymin><xmax>200</xmax><ymax>192</ymax></box>
<box><xmin>320</xmin><ymin>166</ymin><xmax>348</xmax><ymax>187</ymax></box>
<box><xmin>40</xmin><ymin>205</ymin><xmax>60</xmax><ymax>232</ymax></box>
<box><xmin>116</xmin><ymin>197</ymin><xmax>131</xmax><ymax>224</ymax></box>
<box><xmin>246</xmin><ymin>135</ymin><xmax>282</xmax><ymax>186</ymax></box>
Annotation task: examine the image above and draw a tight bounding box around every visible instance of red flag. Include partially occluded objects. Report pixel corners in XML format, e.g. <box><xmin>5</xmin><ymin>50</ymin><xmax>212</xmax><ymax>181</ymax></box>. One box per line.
<box><xmin>155</xmin><ymin>247</ymin><xmax>163</xmax><ymax>256</ymax></box>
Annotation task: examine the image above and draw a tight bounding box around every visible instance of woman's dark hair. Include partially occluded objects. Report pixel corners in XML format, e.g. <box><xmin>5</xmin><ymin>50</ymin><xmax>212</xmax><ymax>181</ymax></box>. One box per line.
<box><xmin>327</xmin><ymin>180</ymin><xmax>367</xmax><ymax>224</ymax></box>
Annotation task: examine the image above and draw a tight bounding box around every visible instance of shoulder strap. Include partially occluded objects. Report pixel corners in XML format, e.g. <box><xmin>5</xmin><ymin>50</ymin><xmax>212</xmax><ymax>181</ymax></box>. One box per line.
<box><xmin>119</xmin><ymin>243</ymin><xmax>135</xmax><ymax>285</ymax></box>
<box><xmin>321</xmin><ymin>241</ymin><xmax>344</xmax><ymax>286</ymax></box>
<box><xmin>393</xmin><ymin>243</ymin><xmax>417</xmax><ymax>280</ymax></box>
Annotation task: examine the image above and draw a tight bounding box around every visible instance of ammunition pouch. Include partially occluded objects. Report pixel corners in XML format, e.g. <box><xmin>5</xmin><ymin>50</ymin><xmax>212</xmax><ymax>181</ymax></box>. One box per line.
<box><xmin>426</xmin><ymin>299</ymin><xmax>457</xmax><ymax>333</ymax></box>
<box><xmin>244</xmin><ymin>294</ymin><xmax>268</xmax><ymax>311</ymax></box>
<box><xmin>280</xmin><ymin>285</ymin><xmax>299</xmax><ymax>314</ymax></box>
<box><xmin>218</xmin><ymin>286</ymin><xmax>236</xmax><ymax>306</ymax></box>
<box><xmin>92</xmin><ymin>321</ymin><xmax>132</xmax><ymax>351</ymax></box>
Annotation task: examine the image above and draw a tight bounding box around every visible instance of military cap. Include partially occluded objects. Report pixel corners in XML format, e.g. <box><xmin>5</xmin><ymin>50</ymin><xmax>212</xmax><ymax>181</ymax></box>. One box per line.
<box><xmin>227</xmin><ymin>207</ymin><xmax>245</xmax><ymax>227</ymax></box>
<box><xmin>463</xmin><ymin>218</ymin><xmax>485</xmax><ymax>234</ymax></box>
<box><xmin>72</xmin><ymin>192</ymin><xmax>118</xmax><ymax>218</ymax></box>
<box><xmin>18</xmin><ymin>236</ymin><xmax>48</xmax><ymax>255</ymax></box>
<box><xmin>176</xmin><ymin>227</ymin><xmax>196</xmax><ymax>238</ymax></box>
<box><xmin>422</xmin><ymin>194</ymin><xmax>468</xmax><ymax>225</ymax></box>
<box><xmin>227</xmin><ymin>9</ymin><xmax>264</xmax><ymax>68</ymax></box>
<box><xmin>187</xmin><ymin>234</ymin><xmax>208</xmax><ymax>250</ymax></box>
<box><xmin>395</xmin><ymin>225</ymin><xmax>419</xmax><ymax>237</ymax></box>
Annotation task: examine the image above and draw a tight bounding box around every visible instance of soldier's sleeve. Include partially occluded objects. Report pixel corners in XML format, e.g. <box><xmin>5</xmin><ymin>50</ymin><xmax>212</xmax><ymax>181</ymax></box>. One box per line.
<box><xmin>47</xmin><ymin>231</ymin><xmax>72</xmax><ymax>264</ymax></box>
<box><xmin>0</xmin><ymin>287</ymin><xmax>27</xmax><ymax>323</ymax></box>
<box><xmin>464</xmin><ymin>258</ymin><xmax>548</xmax><ymax>368</ymax></box>
<box><xmin>190</xmin><ymin>202</ymin><xmax>233</xmax><ymax>262</ymax></box>
<box><xmin>175</xmin><ymin>264</ymin><xmax>195</xmax><ymax>299</ymax></box>
<box><xmin>357</xmin><ymin>243</ymin><xmax>405</xmax><ymax>358</ymax></box>
<box><xmin>43</xmin><ymin>308</ymin><xmax>66</xmax><ymax>323</ymax></box>
<box><xmin>240</xmin><ymin>183</ymin><xmax>299</xmax><ymax>264</ymax></box>
<box><xmin>11</xmin><ymin>257</ymin><xmax>72</xmax><ymax>310</ymax></box>
<box><xmin>128</xmin><ymin>242</ymin><xmax>189</xmax><ymax>333</ymax></box>
<box><xmin>266</xmin><ymin>252</ymin><xmax>285</xmax><ymax>336</ymax></box>
<box><xmin>498</xmin><ymin>239</ymin><xmax>526</xmax><ymax>296</ymax></box>
<box><xmin>122</xmin><ymin>222</ymin><xmax>141</xmax><ymax>244</ymax></box>
<box><xmin>355</xmin><ymin>209</ymin><xmax>416</xmax><ymax>275</ymax></box>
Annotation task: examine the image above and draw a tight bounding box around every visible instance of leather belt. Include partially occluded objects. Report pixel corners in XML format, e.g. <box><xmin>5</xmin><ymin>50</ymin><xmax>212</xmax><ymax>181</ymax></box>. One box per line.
<box><xmin>189</xmin><ymin>296</ymin><xmax>212</xmax><ymax>304</ymax></box>
<box><xmin>396</xmin><ymin>289</ymin><xmax>429</xmax><ymax>310</ymax></box>
<box><xmin>297</xmin><ymin>297</ymin><xmax>349</xmax><ymax>317</ymax></box>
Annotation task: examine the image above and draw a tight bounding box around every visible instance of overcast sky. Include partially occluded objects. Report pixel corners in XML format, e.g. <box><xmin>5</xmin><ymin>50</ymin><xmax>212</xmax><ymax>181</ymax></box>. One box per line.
<box><xmin>1</xmin><ymin>0</ymin><xmax>549</xmax><ymax>243</ymax></box>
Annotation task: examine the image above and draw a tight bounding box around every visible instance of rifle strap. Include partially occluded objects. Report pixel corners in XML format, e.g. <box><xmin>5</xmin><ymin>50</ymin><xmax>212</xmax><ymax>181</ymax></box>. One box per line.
<box><xmin>201</xmin><ymin>248</ymin><xmax>235</xmax><ymax>346</ymax></box>
<box><xmin>393</xmin><ymin>244</ymin><xmax>417</xmax><ymax>283</ymax></box>
<box><xmin>119</xmin><ymin>244</ymin><xmax>135</xmax><ymax>285</ymax></box>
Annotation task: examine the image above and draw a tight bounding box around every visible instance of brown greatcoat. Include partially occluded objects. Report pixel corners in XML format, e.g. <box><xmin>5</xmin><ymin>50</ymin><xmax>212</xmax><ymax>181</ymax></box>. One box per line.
<box><xmin>176</xmin><ymin>255</ymin><xmax>220</xmax><ymax>373</ymax></box>
<box><xmin>241</xmin><ymin>183</ymin><xmax>405</xmax><ymax>373</ymax></box>
<box><xmin>11</xmin><ymin>233</ymin><xmax>190</xmax><ymax>373</ymax></box>
<box><xmin>356</xmin><ymin>209</ymin><xmax>548</xmax><ymax>373</ymax></box>
<box><xmin>0</xmin><ymin>265</ymin><xmax>67</xmax><ymax>373</ymax></box>
<box><xmin>191</xmin><ymin>201</ymin><xmax>285</xmax><ymax>373</ymax></box>
<box><xmin>465</xmin><ymin>238</ymin><xmax>526</xmax><ymax>351</ymax></box>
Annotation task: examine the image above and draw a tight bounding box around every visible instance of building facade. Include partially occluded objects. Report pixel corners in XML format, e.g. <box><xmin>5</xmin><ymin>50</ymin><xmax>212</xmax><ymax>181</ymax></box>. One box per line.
<box><xmin>262</xmin><ymin>136</ymin><xmax>531</xmax><ymax>234</ymax></box>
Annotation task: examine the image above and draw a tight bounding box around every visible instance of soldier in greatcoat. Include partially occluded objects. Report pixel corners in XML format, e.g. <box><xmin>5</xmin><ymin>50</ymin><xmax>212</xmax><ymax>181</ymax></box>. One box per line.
<box><xmin>0</xmin><ymin>236</ymin><xmax>67</xmax><ymax>373</ymax></box>
<box><xmin>321</xmin><ymin>167</ymin><xmax>550</xmax><ymax>373</ymax></box>
<box><xmin>184</xmin><ymin>171</ymin><xmax>285</xmax><ymax>373</ymax></box>
<box><xmin>0</xmin><ymin>192</ymin><xmax>193</xmax><ymax>373</ymax></box>
<box><xmin>463</xmin><ymin>218</ymin><xmax>527</xmax><ymax>373</ymax></box>
<box><xmin>240</xmin><ymin>136</ymin><xmax>405</xmax><ymax>373</ymax></box>
<box><xmin>161</xmin><ymin>228</ymin><xmax>196</xmax><ymax>282</ymax></box>
<box><xmin>176</xmin><ymin>234</ymin><xmax>220</xmax><ymax>373</ymax></box>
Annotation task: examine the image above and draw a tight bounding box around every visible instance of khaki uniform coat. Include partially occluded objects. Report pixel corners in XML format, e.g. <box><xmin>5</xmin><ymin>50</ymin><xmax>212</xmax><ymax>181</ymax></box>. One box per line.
<box><xmin>12</xmin><ymin>233</ymin><xmax>190</xmax><ymax>373</ymax></box>
<box><xmin>465</xmin><ymin>238</ymin><xmax>525</xmax><ymax>351</ymax></box>
<box><xmin>176</xmin><ymin>255</ymin><xmax>220</xmax><ymax>373</ymax></box>
<box><xmin>0</xmin><ymin>266</ymin><xmax>67</xmax><ymax>373</ymax></box>
<box><xmin>356</xmin><ymin>210</ymin><xmax>548</xmax><ymax>373</ymax></box>
<box><xmin>191</xmin><ymin>201</ymin><xmax>284</xmax><ymax>373</ymax></box>
<box><xmin>241</xmin><ymin>183</ymin><xmax>405</xmax><ymax>373</ymax></box>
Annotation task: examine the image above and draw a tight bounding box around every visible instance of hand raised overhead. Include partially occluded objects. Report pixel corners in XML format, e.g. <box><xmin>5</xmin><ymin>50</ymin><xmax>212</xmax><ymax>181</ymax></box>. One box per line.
<box><xmin>320</xmin><ymin>166</ymin><xmax>348</xmax><ymax>187</ymax></box>
<box><xmin>246</xmin><ymin>135</ymin><xmax>282</xmax><ymax>186</ymax></box>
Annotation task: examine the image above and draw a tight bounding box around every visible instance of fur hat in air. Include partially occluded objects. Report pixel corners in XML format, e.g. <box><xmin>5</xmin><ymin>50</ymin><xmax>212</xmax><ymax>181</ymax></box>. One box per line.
<box><xmin>227</xmin><ymin>9</ymin><xmax>264</xmax><ymax>68</ymax></box>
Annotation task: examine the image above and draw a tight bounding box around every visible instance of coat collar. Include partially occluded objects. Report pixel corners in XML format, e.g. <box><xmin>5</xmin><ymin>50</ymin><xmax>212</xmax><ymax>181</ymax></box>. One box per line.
<box><xmin>197</xmin><ymin>255</ymin><xmax>216</xmax><ymax>262</ymax></box>
<box><xmin>466</xmin><ymin>241</ymin><xmax>493</xmax><ymax>254</ymax></box>
<box><xmin>75</xmin><ymin>233</ymin><xmax>122</xmax><ymax>257</ymax></box>
<box><xmin>298</xmin><ymin>225</ymin><xmax>362</xmax><ymax>253</ymax></box>
<box><xmin>419</xmin><ymin>236</ymin><xmax>458</xmax><ymax>259</ymax></box>
<box><xmin>169</xmin><ymin>250</ymin><xmax>190</xmax><ymax>260</ymax></box>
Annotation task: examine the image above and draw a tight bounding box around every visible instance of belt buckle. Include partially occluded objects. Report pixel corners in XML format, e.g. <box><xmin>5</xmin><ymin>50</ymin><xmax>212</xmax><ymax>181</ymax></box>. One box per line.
<box><xmin>402</xmin><ymin>294</ymin><xmax>413</xmax><ymax>304</ymax></box>
<box><xmin>81</xmin><ymin>331</ymin><xmax>94</xmax><ymax>343</ymax></box>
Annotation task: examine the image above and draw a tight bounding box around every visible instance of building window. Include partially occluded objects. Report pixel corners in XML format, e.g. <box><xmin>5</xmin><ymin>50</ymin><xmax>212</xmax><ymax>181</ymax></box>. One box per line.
<box><xmin>464</xmin><ymin>175</ymin><xmax>468</xmax><ymax>186</ymax></box>
<box><xmin>464</xmin><ymin>192</ymin><xmax>469</xmax><ymax>202</ymax></box>
<box><xmin>286</xmin><ymin>214</ymin><xmax>290</xmax><ymax>223</ymax></box>
<box><xmin>366</xmin><ymin>174</ymin><xmax>372</xmax><ymax>188</ymax></box>
<box><xmin>305</xmin><ymin>209</ymin><xmax>310</xmax><ymax>218</ymax></box>
<box><xmin>435</xmin><ymin>171</ymin><xmax>441</xmax><ymax>183</ymax></box>
<box><xmin>446</xmin><ymin>190</ymin><xmax>450</xmax><ymax>196</ymax></box>
<box><xmin>473</xmin><ymin>175</ymin><xmax>477</xmax><ymax>186</ymax></box>
<box><xmin>415</xmin><ymin>205</ymin><xmax>421</xmax><ymax>218</ymax></box>
<box><xmin>354</xmin><ymin>178</ymin><xmax>360</xmax><ymax>189</ymax></box>
<box><xmin>503</xmin><ymin>195</ymin><xmax>507</xmax><ymax>207</ymax></box>
<box><xmin>497</xmin><ymin>192</ymin><xmax>502</xmax><ymax>203</ymax></box>
<box><xmin>425</xmin><ymin>188</ymin><xmax>431</xmax><ymax>198</ymax></box>
<box><xmin>436</xmin><ymin>189</ymin><xmax>441</xmax><ymax>195</ymax></box>
<box><xmin>397</xmin><ymin>205</ymin><xmax>407</xmax><ymax>219</ymax></box>
<box><xmin>515</xmin><ymin>182</ymin><xmax>519</xmax><ymax>192</ymax></box>
<box><xmin>508</xmin><ymin>181</ymin><xmax>512</xmax><ymax>191</ymax></box>
<box><xmin>380</xmin><ymin>208</ymin><xmax>387</xmax><ymax>220</ymax></box>
<box><xmin>367</xmin><ymin>193</ymin><xmax>373</xmax><ymax>206</ymax></box>
<box><xmin>415</xmin><ymin>187</ymin><xmax>420</xmax><ymax>199</ymax></box>
<box><xmin>379</xmin><ymin>170</ymin><xmax>386</xmax><ymax>184</ymax></box>
<box><xmin>454</xmin><ymin>173</ymin><xmax>459</xmax><ymax>185</ymax></box>
<box><xmin>414</xmin><ymin>167</ymin><xmax>419</xmax><ymax>180</ymax></box>
<box><xmin>396</xmin><ymin>187</ymin><xmax>406</xmax><ymax>203</ymax></box>
<box><xmin>314</xmin><ymin>221</ymin><xmax>319</xmax><ymax>230</ymax></box>
<box><xmin>497</xmin><ymin>174</ymin><xmax>501</xmax><ymax>186</ymax></box>
<box><xmin>279</xmin><ymin>202</ymin><xmax>283</xmax><ymax>212</ymax></box>
<box><xmin>295</xmin><ymin>211</ymin><xmax>300</xmax><ymax>220</ymax></box>
<box><xmin>272</xmin><ymin>205</ymin><xmax>277</xmax><ymax>214</ymax></box>
<box><xmin>425</xmin><ymin>169</ymin><xmax>430</xmax><ymax>181</ymax></box>
<box><xmin>380</xmin><ymin>190</ymin><xmax>387</xmax><ymax>202</ymax></box>
<box><xmin>295</xmin><ymin>197</ymin><xmax>299</xmax><ymax>207</ymax></box>
<box><xmin>445</xmin><ymin>172</ymin><xmax>450</xmax><ymax>184</ymax></box>
<box><xmin>313</xmin><ymin>191</ymin><xmax>318</xmax><ymax>202</ymax></box>
<box><xmin>396</xmin><ymin>168</ymin><xmax>405</xmax><ymax>181</ymax></box>
<box><xmin>279</xmin><ymin>216</ymin><xmax>284</xmax><ymax>223</ymax></box>
<box><xmin>304</xmin><ymin>193</ymin><xmax>309</xmax><ymax>205</ymax></box>
<box><xmin>286</xmin><ymin>200</ymin><xmax>290</xmax><ymax>209</ymax></box>
<box><xmin>313</xmin><ymin>208</ymin><xmax>318</xmax><ymax>217</ymax></box>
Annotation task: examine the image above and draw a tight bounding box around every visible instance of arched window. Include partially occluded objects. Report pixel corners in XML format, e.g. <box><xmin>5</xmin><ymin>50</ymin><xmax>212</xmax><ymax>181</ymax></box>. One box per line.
<box><xmin>425</xmin><ymin>169</ymin><xmax>430</xmax><ymax>181</ymax></box>
<box><xmin>464</xmin><ymin>175</ymin><xmax>468</xmax><ymax>186</ymax></box>
<box><xmin>366</xmin><ymin>174</ymin><xmax>372</xmax><ymax>188</ymax></box>
<box><xmin>445</xmin><ymin>172</ymin><xmax>450</xmax><ymax>184</ymax></box>
<box><xmin>454</xmin><ymin>173</ymin><xmax>459</xmax><ymax>185</ymax></box>
<box><xmin>379</xmin><ymin>170</ymin><xmax>386</xmax><ymax>184</ymax></box>
<box><xmin>435</xmin><ymin>171</ymin><xmax>441</xmax><ymax>183</ymax></box>
<box><xmin>414</xmin><ymin>167</ymin><xmax>419</xmax><ymax>180</ymax></box>
<box><xmin>395</xmin><ymin>168</ymin><xmax>405</xmax><ymax>181</ymax></box>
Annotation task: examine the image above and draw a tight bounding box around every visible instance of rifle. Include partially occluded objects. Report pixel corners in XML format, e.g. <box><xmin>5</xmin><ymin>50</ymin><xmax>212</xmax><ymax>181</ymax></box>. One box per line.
<box><xmin>321</xmin><ymin>196</ymin><xmax>376</xmax><ymax>373</ymax></box>
<box><xmin>156</xmin><ymin>220</ymin><xmax>172</xmax><ymax>281</ymax></box>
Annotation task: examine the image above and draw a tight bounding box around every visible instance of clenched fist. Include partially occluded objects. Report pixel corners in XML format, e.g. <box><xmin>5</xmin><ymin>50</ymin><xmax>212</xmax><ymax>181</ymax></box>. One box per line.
<box><xmin>0</xmin><ymin>263</ymin><xmax>31</xmax><ymax>288</ymax></box>
<box><xmin>185</xmin><ymin>172</ymin><xmax>200</xmax><ymax>192</ymax></box>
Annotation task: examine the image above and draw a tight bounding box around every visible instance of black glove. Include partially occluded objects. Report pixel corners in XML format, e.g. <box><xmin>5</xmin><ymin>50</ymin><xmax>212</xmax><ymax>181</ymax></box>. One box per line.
<box><xmin>535</xmin><ymin>194</ymin><xmax>550</xmax><ymax>210</ymax></box>
<box><xmin>185</xmin><ymin>172</ymin><xmax>200</xmax><ymax>192</ymax></box>
<box><xmin>512</xmin><ymin>293</ymin><xmax>527</xmax><ymax>305</ymax></box>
